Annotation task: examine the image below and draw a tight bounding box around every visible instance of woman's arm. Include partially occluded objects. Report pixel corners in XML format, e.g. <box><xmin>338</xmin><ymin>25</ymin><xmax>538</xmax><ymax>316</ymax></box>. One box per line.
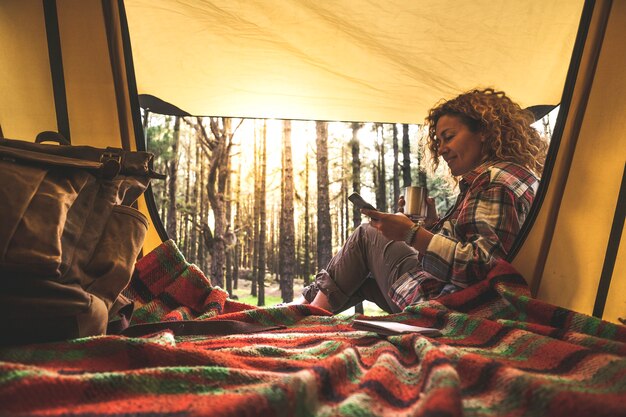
<box><xmin>363</xmin><ymin>181</ymin><xmax>526</xmax><ymax>289</ymax></box>
<box><xmin>362</xmin><ymin>210</ymin><xmax>436</xmax><ymax>254</ymax></box>
<box><xmin>421</xmin><ymin>183</ymin><xmax>522</xmax><ymax>288</ymax></box>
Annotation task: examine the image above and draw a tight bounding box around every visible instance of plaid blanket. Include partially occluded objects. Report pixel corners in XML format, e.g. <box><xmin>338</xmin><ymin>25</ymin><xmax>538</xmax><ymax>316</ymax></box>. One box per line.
<box><xmin>1</xmin><ymin>240</ymin><xmax>625</xmax><ymax>417</ymax></box>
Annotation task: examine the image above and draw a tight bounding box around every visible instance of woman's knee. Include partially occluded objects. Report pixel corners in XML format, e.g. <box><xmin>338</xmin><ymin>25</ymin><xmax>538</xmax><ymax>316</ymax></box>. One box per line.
<box><xmin>349</xmin><ymin>223</ymin><xmax>382</xmax><ymax>247</ymax></box>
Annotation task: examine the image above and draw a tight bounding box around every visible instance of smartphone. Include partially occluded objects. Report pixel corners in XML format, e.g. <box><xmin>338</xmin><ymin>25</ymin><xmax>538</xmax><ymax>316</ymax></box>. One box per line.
<box><xmin>348</xmin><ymin>192</ymin><xmax>376</xmax><ymax>211</ymax></box>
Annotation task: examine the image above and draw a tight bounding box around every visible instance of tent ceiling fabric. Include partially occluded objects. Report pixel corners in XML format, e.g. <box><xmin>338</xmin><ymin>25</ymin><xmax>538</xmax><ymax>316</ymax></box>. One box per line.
<box><xmin>125</xmin><ymin>0</ymin><xmax>584</xmax><ymax>124</ymax></box>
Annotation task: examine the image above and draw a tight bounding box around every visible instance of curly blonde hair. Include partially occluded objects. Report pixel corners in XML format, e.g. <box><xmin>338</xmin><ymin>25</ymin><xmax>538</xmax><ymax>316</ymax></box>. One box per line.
<box><xmin>425</xmin><ymin>88</ymin><xmax>548</xmax><ymax>176</ymax></box>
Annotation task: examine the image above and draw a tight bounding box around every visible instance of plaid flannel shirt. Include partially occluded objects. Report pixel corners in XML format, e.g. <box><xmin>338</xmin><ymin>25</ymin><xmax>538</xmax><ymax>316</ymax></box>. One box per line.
<box><xmin>389</xmin><ymin>161</ymin><xmax>539</xmax><ymax>309</ymax></box>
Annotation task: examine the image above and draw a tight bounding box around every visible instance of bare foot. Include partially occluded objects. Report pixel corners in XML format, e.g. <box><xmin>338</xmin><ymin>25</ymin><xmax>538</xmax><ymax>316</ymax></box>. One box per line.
<box><xmin>310</xmin><ymin>291</ymin><xmax>333</xmax><ymax>312</ymax></box>
<box><xmin>287</xmin><ymin>295</ymin><xmax>309</xmax><ymax>305</ymax></box>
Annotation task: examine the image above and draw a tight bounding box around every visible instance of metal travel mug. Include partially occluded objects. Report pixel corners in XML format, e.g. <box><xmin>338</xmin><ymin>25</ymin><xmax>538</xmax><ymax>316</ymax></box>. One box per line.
<box><xmin>404</xmin><ymin>186</ymin><xmax>428</xmax><ymax>218</ymax></box>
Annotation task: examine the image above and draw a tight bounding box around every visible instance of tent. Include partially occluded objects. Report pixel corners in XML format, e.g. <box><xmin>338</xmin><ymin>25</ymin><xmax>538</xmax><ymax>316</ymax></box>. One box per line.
<box><xmin>0</xmin><ymin>1</ymin><xmax>625</xmax><ymax>415</ymax></box>
<box><xmin>1</xmin><ymin>0</ymin><xmax>622</xmax><ymax>323</ymax></box>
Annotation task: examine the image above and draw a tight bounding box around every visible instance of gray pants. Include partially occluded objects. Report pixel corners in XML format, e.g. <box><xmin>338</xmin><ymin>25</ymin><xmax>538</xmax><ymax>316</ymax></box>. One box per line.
<box><xmin>302</xmin><ymin>223</ymin><xmax>421</xmax><ymax>314</ymax></box>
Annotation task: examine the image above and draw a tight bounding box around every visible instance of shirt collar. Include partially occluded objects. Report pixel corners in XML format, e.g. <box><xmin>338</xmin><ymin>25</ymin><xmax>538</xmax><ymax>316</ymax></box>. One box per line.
<box><xmin>460</xmin><ymin>161</ymin><xmax>492</xmax><ymax>191</ymax></box>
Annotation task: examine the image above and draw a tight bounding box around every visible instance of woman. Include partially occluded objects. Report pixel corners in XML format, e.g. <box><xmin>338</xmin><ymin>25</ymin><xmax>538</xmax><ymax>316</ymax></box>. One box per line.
<box><xmin>296</xmin><ymin>88</ymin><xmax>548</xmax><ymax>314</ymax></box>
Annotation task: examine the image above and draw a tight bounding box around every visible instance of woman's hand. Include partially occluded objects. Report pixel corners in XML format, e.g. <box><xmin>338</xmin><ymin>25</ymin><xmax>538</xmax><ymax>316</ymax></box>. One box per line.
<box><xmin>398</xmin><ymin>195</ymin><xmax>439</xmax><ymax>228</ymax></box>
<box><xmin>398</xmin><ymin>195</ymin><xmax>406</xmax><ymax>213</ymax></box>
<box><xmin>361</xmin><ymin>209</ymin><xmax>415</xmax><ymax>241</ymax></box>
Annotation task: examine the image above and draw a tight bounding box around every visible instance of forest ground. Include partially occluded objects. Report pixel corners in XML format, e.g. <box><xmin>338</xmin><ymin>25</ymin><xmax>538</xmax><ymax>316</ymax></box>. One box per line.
<box><xmin>232</xmin><ymin>275</ymin><xmax>386</xmax><ymax>316</ymax></box>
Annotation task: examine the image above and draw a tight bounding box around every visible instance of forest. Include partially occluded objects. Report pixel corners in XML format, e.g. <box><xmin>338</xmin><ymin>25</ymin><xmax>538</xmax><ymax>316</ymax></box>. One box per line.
<box><xmin>143</xmin><ymin>111</ymin><xmax>553</xmax><ymax>307</ymax></box>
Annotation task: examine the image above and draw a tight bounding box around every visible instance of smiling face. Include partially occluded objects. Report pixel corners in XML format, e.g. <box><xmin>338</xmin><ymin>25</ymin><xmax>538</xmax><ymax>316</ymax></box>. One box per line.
<box><xmin>435</xmin><ymin>114</ymin><xmax>486</xmax><ymax>176</ymax></box>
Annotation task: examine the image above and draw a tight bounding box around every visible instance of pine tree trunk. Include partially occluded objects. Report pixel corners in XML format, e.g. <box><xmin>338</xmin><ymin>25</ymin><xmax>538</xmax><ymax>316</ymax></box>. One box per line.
<box><xmin>376</xmin><ymin>124</ymin><xmax>387</xmax><ymax>212</ymax></box>
<box><xmin>402</xmin><ymin>123</ymin><xmax>411</xmax><ymax>187</ymax></box>
<box><xmin>316</xmin><ymin>121</ymin><xmax>332</xmax><ymax>270</ymax></box>
<box><xmin>190</xmin><ymin>134</ymin><xmax>199</xmax><ymax>264</ymax></box>
<box><xmin>193</xmin><ymin>116</ymin><xmax>234</xmax><ymax>288</ymax></box>
<box><xmin>233</xmin><ymin>152</ymin><xmax>242</xmax><ymax>290</ymax></box>
<box><xmin>182</xmin><ymin>130</ymin><xmax>192</xmax><ymax>256</ymax></box>
<box><xmin>256</xmin><ymin>121</ymin><xmax>267</xmax><ymax>306</ymax></box>
<box><xmin>392</xmin><ymin>123</ymin><xmax>400</xmax><ymax>212</ymax></box>
<box><xmin>166</xmin><ymin>116</ymin><xmax>180</xmax><ymax>240</ymax></box>
<box><xmin>142</xmin><ymin>109</ymin><xmax>150</xmax><ymax>132</ymax></box>
<box><xmin>245</xmin><ymin>197</ymin><xmax>253</xmax><ymax>270</ymax></box>
<box><xmin>251</xmin><ymin>123</ymin><xmax>260</xmax><ymax>297</ymax></box>
<box><xmin>352</xmin><ymin>123</ymin><xmax>366</xmax><ymax>317</ymax></box>
<box><xmin>350</xmin><ymin>123</ymin><xmax>362</xmax><ymax>229</ymax></box>
<box><xmin>246</xmin><ymin>196</ymin><xmax>253</xmax><ymax>271</ymax></box>
<box><xmin>268</xmin><ymin>208</ymin><xmax>275</xmax><ymax>280</ymax></box>
<box><xmin>341</xmin><ymin>146</ymin><xmax>348</xmax><ymax>241</ymax></box>
<box><xmin>225</xmin><ymin>250</ymin><xmax>232</xmax><ymax>295</ymax></box>
<box><xmin>279</xmin><ymin>120</ymin><xmax>295</xmax><ymax>302</ymax></box>
<box><xmin>271</xmin><ymin>209</ymin><xmax>278</xmax><ymax>281</ymax></box>
<box><xmin>310</xmin><ymin>212</ymin><xmax>317</xmax><ymax>273</ymax></box>
<box><xmin>225</xmin><ymin>155</ymin><xmax>233</xmax><ymax>295</ymax></box>
<box><xmin>417</xmin><ymin>130</ymin><xmax>427</xmax><ymax>187</ymax></box>
<box><xmin>233</xmin><ymin>244</ymin><xmax>239</xmax><ymax>290</ymax></box>
<box><xmin>303</xmin><ymin>150</ymin><xmax>311</xmax><ymax>285</ymax></box>
<box><xmin>200</xmin><ymin>148</ymin><xmax>209</xmax><ymax>273</ymax></box>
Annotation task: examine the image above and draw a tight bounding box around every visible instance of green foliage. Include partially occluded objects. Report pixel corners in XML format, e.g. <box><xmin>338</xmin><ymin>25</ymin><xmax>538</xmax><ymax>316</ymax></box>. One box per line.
<box><xmin>234</xmin><ymin>292</ymin><xmax>283</xmax><ymax>307</ymax></box>
<box><xmin>427</xmin><ymin>174</ymin><xmax>456</xmax><ymax>215</ymax></box>
<box><xmin>146</xmin><ymin>118</ymin><xmax>175</xmax><ymax>161</ymax></box>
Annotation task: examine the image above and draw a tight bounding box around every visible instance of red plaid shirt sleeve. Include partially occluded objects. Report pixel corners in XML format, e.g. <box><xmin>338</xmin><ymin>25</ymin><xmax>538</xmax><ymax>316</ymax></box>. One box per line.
<box><xmin>389</xmin><ymin>162</ymin><xmax>538</xmax><ymax>309</ymax></box>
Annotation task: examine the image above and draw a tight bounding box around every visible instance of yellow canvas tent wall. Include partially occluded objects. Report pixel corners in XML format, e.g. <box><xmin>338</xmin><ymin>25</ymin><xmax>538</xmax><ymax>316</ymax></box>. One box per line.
<box><xmin>0</xmin><ymin>0</ymin><xmax>623</xmax><ymax>323</ymax></box>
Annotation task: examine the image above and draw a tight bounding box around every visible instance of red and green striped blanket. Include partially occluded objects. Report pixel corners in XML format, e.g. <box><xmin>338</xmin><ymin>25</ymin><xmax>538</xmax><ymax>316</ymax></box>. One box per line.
<box><xmin>1</xmin><ymin>240</ymin><xmax>625</xmax><ymax>416</ymax></box>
